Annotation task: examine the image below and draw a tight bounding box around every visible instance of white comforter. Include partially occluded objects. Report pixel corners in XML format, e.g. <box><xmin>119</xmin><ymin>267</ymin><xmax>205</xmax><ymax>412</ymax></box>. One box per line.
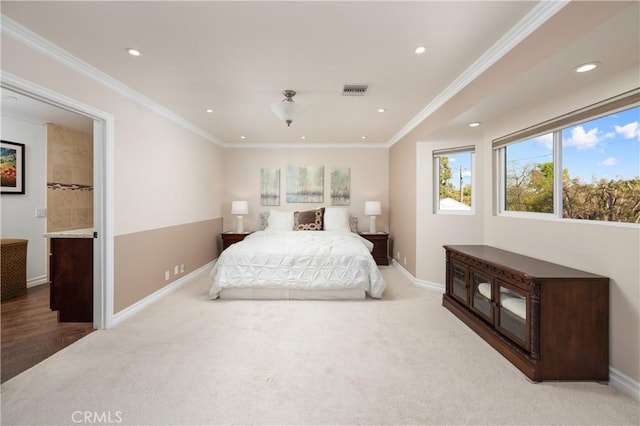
<box><xmin>209</xmin><ymin>230</ymin><xmax>386</xmax><ymax>299</ymax></box>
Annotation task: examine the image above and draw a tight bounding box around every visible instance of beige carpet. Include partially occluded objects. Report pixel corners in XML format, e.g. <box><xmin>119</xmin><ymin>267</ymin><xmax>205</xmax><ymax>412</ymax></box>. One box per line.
<box><xmin>1</xmin><ymin>266</ymin><xmax>638</xmax><ymax>425</ymax></box>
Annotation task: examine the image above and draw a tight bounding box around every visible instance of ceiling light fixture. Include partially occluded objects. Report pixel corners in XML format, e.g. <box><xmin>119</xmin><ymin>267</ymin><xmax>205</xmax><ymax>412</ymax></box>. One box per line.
<box><xmin>377</xmin><ymin>108</ymin><xmax>386</xmax><ymax>113</ymax></box>
<box><xmin>240</xmin><ymin>136</ymin><xmax>246</xmax><ymax>139</ymax></box>
<box><xmin>127</xmin><ymin>48</ymin><xmax>141</xmax><ymax>56</ymax></box>
<box><xmin>573</xmin><ymin>62</ymin><xmax>600</xmax><ymax>73</ymax></box>
<box><xmin>270</xmin><ymin>89</ymin><xmax>304</xmax><ymax>127</ymax></box>
<box><xmin>414</xmin><ymin>46</ymin><xmax>427</xmax><ymax>54</ymax></box>
<box><xmin>469</xmin><ymin>122</ymin><xmax>481</xmax><ymax>127</ymax></box>
<box><xmin>205</xmin><ymin>108</ymin><xmax>213</xmax><ymax>113</ymax></box>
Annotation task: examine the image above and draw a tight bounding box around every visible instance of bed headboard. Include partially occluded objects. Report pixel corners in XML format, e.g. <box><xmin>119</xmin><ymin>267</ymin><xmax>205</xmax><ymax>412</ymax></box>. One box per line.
<box><xmin>259</xmin><ymin>211</ymin><xmax>358</xmax><ymax>232</ymax></box>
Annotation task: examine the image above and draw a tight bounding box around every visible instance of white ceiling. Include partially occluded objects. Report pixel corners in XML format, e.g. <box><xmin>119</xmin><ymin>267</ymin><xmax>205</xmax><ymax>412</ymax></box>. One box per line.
<box><xmin>1</xmin><ymin>1</ymin><xmax>638</xmax><ymax>147</ymax></box>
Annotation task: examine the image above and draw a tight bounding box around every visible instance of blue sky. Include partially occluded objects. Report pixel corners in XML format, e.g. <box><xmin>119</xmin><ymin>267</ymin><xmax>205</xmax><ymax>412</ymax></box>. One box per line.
<box><xmin>529</xmin><ymin>106</ymin><xmax>639</xmax><ymax>182</ymax></box>
<box><xmin>446</xmin><ymin>106</ymin><xmax>639</xmax><ymax>190</ymax></box>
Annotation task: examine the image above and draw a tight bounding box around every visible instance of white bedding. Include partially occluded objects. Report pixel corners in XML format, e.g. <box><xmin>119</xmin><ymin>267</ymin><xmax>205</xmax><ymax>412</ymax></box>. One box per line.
<box><xmin>209</xmin><ymin>230</ymin><xmax>386</xmax><ymax>299</ymax></box>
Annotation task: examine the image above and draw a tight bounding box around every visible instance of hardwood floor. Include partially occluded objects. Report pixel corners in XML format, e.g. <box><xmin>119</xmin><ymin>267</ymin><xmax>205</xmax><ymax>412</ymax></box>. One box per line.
<box><xmin>1</xmin><ymin>283</ymin><xmax>94</xmax><ymax>383</ymax></box>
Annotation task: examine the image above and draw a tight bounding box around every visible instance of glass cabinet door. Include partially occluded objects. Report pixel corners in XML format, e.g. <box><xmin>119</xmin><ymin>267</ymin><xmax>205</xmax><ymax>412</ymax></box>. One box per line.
<box><xmin>495</xmin><ymin>279</ymin><xmax>529</xmax><ymax>350</ymax></box>
<box><xmin>470</xmin><ymin>269</ymin><xmax>493</xmax><ymax>323</ymax></box>
<box><xmin>450</xmin><ymin>261</ymin><xmax>468</xmax><ymax>305</ymax></box>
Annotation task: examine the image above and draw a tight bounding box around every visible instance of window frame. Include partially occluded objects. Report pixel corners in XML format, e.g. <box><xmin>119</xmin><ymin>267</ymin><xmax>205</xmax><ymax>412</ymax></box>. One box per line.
<box><xmin>433</xmin><ymin>145</ymin><xmax>476</xmax><ymax>215</ymax></box>
<box><xmin>493</xmin><ymin>89</ymin><xmax>640</xmax><ymax>226</ymax></box>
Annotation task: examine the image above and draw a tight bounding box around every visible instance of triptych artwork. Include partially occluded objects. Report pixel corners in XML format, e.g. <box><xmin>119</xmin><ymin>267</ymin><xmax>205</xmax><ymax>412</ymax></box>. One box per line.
<box><xmin>260</xmin><ymin>165</ymin><xmax>350</xmax><ymax>206</ymax></box>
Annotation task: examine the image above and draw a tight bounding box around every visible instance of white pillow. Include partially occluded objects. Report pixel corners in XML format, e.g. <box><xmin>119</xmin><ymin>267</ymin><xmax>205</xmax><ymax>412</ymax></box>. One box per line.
<box><xmin>324</xmin><ymin>207</ymin><xmax>350</xmax><ymax>232</ymax></box>
<box><xmin>267</xmin><ymin>209</ymin><xmax>294</xmax><ymax>231</ymax></box>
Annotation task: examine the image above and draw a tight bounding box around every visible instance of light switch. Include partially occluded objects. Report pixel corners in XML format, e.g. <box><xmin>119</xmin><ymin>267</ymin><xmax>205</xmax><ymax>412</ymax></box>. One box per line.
<box><xmin>35</xmin><ymin>208</ymin><xmax>47</xmax><ymax>218</ymax></box>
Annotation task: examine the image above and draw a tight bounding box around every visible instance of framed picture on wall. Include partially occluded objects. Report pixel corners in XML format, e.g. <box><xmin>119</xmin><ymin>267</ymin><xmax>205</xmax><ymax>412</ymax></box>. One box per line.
<box><xmin>286</xmin><ymin>165</ymin><xmax>324</xmax><ymax>203</ymax></box>
<box><xmin>1</xmin><ymin>140</ymin><xmax>25</xmax><ymax>194</ymax></box>
<box><xmin>330</xmin><ymin>167</ymin><xmax>350</xmax><ymax>205</ymax></box>
<box><xmin>260</xmin><ymin>168</ymin><xmax>280</xmax><ymax>206</ymax></box>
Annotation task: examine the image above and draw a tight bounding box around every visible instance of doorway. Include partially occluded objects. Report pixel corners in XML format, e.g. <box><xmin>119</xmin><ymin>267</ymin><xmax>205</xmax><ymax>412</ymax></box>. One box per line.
<box><xmin>1</xmin><ymin>74</ymin><xmax>113</xmax><ymax>330</ymax></box>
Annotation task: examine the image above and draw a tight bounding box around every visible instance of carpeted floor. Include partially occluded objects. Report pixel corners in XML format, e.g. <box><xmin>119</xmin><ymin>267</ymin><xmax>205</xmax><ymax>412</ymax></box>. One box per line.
<box><xmin>1</xmin><ymin>266</ymin><xmax>638</xmax><ymax>425</ymax></box>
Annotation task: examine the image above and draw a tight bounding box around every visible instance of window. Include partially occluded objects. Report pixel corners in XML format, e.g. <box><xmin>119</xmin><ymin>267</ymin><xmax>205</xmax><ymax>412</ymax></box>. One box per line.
<box><xmin>434</xmin><ymin>146</ymin><xmax>474</xmax><ymax>213</ymax></box>
<box><xmin>494</xmin><ymin>90</ymin><xmax>640</xmax><ymax>224</ymax></box>
<box><xmin>503</xmin><ymin>134</ymin><xmax>554</xmax><ymax>213</ymax></box>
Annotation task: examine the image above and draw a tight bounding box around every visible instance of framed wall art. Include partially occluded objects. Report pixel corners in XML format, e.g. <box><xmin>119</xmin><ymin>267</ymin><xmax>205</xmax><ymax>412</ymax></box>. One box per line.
<box><xmin>260</xmin><ymin>168</ymin><xmax>280</xmax><ymax>206</ymax></box>
<box><xmin>330</xmin><ymin>167</ymin><xmax>350</xmax><ymax>205</ymax></box>
<box><xmin>1</xmin><ymin>140</ymin><xmax>25</xmax><ymax>194</ymax></box>
<box><xmin>286</xmin><ymin>165</ymin><xmax>324</xmax><ymax>203</ymax></box>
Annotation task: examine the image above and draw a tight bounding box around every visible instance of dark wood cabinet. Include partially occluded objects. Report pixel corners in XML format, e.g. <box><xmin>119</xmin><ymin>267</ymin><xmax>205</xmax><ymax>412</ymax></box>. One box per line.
<box><xmin>221</xmin><ymin>232</ymin><xmax>252</xmax><ymax>251</ymax></box>
<box><xmin>359</xmin><ymin>233</ymin><xmax>389</xmax><ymax>265</ymax></box>
<box><xmin>50</xmin><ymin>238</ymin><xmax>93</xmax><ymax>322</ymax></box>
<box><xmin>443</xmin><ymin>245</ymin><xmax>609</xmax><ymax>382</ymax></box>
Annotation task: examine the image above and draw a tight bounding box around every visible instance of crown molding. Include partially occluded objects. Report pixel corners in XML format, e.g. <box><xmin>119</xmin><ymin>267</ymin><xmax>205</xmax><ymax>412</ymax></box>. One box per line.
<box><xmin>384</xmin><ymin>0</ymin><xmax>570</xmax><ymax>148</ymax></box>
<box><xmin>1</xmin><ymin>14</ymin><xmax>223</xmax><ymax>147</ymax></box>
<box><xmin>222</xmin><ymin>142</ymin><xmax>389</xmax><ymax>149</ymax></box>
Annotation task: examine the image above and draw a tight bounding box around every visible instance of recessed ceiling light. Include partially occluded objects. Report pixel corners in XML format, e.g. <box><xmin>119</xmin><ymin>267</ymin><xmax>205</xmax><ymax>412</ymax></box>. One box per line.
<box><xmin>301</xmin><ymin>136</ymin><xmax>306</xmax><ymax>140</ymax></box>
<box><xmin>205</xmin><ymin>108</ymin><xmax>213</xmax><ymax>113</ymax></box>
<box><xmin>240</xmin><ymin>136</ymin><xmax>246</xmax><ymax>140</ymax></box>
<box><xmin>414</xmin><ymin>46</ymin><xmax>427</xmax><ymax>54</ymax></box>
<box><xmin>377</xmin><ymin>108</ymin><xmax>386</xmax><ymax>113</ymax></box>
<box><xmin>127</xmin><ymin>48</ymin><xmax>141</xmax><ymax>57</ymax></box>
<box><xmin>361</xmin><ymin>136</ymin><xmax>367</xmax><ymax>140</ymax></box>
<box><xmin>469</xmin><ymin>122</ymin><xmax>481</xmax><ymax>127</ymax></box>
<box><xmin>573</xmin><ymin>62</ymin><xmax>600</xmax><ymax>73</ymax></box>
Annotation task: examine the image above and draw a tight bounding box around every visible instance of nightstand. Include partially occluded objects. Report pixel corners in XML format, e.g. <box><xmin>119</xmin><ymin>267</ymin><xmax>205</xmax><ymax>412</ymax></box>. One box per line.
<box><xmin>359</xmin><ymin>232</ymin><xmax>389</xmax><ymax>265</ymax></box>
<box><xmin>221</xmin><ymin>232</ymin><xmax>252</xmax><ymax>251</ymax></box>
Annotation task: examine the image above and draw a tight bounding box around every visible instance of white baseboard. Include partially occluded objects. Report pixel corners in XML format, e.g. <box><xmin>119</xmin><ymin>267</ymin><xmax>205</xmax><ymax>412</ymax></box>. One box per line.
<box><xmin>609</xmin><ymin>367</ymin><xmax>640</xmax><ymax>401</ymax></box>
<box><xmin>27</xmin><ymin>275</ymin><xmax>48</xmax><ymax>288</ymax></box>
<box><xmin>391</xmin><ymin>259</ymin><xmax>445</xmax><ymax>293</ymax></box>
<box><xmin>390</xmin><ymin>259</ymin><xmax>639</xmax><ymax>400</ymax></box>
<box><xmin>112</xmin><ymin>260</ymin><xmax>215</xmax><ymax>327</ymax></box>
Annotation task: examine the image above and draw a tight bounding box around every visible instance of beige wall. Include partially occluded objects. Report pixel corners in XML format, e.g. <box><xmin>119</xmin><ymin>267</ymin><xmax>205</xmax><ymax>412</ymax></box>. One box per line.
<box><xmin>415</xmin><ymin>141</ymin><xmax>484</xmax><ymax>285</ymax></box>
<box><xmin>46</xmin><ymin>123</ymin><xmax>93</xmax><ymax>232</ymax></box>
<box><xmin>222</xmin><ymin>147</ymin><xmax>389</xmax><ymax>234</ymax></box>
<box><xmin>389</xmin><ymin>138</ymin><xmax>417</xmax><ymax>274</ymax></box>
<box><xmin>2</xmin><ymin>34</ymin><xmax>225</xmax><ymax>313</ymax></box>
<box><xmin>114</xmin><ymin>218</ymin><xmax>222</xmax><ymax>312</ymax></box>
<box><xmin>482</xmin><ymin>67</ymin><xmax>640</xmax><ymax>383</ymax></box>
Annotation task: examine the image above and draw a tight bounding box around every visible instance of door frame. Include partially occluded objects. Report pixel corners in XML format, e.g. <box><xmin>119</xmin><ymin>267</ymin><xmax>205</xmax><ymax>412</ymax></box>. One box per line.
<box><xmin>2</xmin><ymin>72</ymin><xmax>115</xmax><ymax>329</ymax></box>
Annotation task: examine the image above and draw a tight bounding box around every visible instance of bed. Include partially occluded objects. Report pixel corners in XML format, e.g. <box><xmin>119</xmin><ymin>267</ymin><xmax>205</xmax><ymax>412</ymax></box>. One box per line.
<box><xmin>209</xmin><ymin>207</ymin><xmax>387</xmax><ymax>300</ymax></box>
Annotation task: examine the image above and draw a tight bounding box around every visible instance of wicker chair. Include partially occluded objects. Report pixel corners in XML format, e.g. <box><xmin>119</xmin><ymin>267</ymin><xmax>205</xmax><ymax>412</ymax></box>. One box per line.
<box><xmin>1</xmin><ymin>239</ymin><xmax>28</xmax><ymax>302</ymax></box>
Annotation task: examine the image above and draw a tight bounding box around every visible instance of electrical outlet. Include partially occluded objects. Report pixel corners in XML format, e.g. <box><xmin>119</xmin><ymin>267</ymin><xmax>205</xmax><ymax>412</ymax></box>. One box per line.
<box><xmin>165</xmin><ymin>271</ymin><xmax>170</xmax><ymax>281</ymax></box>
<box><xmin>403</xmin><ymin>257</ymin><xmax>407</xmax><ymax>266</ymax></box>
<box><xmin>174</xmin><ymin>265</ymin><xmax>179</xmax><ymax>275</ymax></box>
<box><xmin>180</xmin><ymin>264</ymin><xmax>185</xmax><ymax>273</ymax></box>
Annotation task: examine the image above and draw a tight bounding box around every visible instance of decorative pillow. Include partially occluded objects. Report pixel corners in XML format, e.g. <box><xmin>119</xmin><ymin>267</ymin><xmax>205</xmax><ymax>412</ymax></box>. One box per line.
<box><xmin>267</xmin><ymin>209</ymin><xmax>294</xmax><ymax>231</ymax></box>
<box><xmin>259</xmin><ymin>212</ymin><xmax>270</xmax><ymax>230</ymax></box>
<box><xmin>324</xmin><ymin>207</ymin><xmax>350</xmax><ymax>232</ymax></box>
<box><xmin>293</xmin><ymin>208</ymin><xmax>325</xmax><ymax>231</ymax></box>
<box><xmin>349</xmin><ymin>216</ymin><xmax>358</xmax><ymax>233</ymax></box>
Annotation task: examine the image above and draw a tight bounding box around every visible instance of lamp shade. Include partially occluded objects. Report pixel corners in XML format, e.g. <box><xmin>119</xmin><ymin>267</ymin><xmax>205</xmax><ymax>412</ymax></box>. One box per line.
<box><xmin>231</xmin><ymin>201</ymin><xmax>248</xmax><ymax>215</ymax></box>
<box><xmin>364</xmin><ymin>201</ymin><xmax>381</xmax><ymax>216</ymax></box>
<box><xmin>270</xmin><ymin>101</ymin><xmax>304</xmax><ymax>125</ymax></box>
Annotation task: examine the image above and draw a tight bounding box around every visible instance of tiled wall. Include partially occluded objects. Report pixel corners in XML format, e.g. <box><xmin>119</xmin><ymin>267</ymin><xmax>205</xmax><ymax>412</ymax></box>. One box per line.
<box><xmin>46</xmin><ymin>123</ymin><xmax>93</xmax><ymax>232</ymax></box>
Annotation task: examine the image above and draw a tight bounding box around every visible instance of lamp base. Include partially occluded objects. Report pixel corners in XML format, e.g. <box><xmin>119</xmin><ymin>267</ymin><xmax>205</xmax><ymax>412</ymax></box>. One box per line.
<box><xmin>369</xmin><ymin>216</ymin><xmax>377</xmax><ymax>234</ymax></box>
<box><xmin>236</xmin><ymin>216</ymin><xmax>244</xmax><ymax>233</ymax></box>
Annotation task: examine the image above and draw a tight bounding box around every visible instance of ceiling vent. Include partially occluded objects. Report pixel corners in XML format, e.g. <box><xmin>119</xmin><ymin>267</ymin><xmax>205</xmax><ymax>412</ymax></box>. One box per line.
<box><xmin>341</xmin><ymin>84</ymin><xmax>369</xmax><ymax>96</ymax></box>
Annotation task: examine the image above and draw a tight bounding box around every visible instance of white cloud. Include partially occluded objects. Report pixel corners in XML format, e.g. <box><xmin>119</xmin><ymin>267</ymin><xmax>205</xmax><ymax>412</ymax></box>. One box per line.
<box><xmin>564</xmin><ymin>125</ymin><xmax>600</xmax><ymax>150</ymax></box>
<box><xmin>534</xmin><ymin>133</ymin><xmax>553</xmax><ymax>150</ymax></box>
<box><xmin>601</xmin><ymin>157</ymin><xmax>616</xmax><ymax>166</ymax></box>
<box><xmin>614</xmin><ymin>121</ymin><xmax>640</xmax><ymax>140</ymax></box>
<box><xmin>448</xmin><ymin>157</ymin><xmax>457</xmax><ymax>163</ymax></box>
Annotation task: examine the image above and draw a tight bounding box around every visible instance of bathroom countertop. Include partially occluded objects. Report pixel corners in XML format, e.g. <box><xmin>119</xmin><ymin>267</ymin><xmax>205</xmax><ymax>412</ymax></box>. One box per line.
<box><xmin>43</xmin><ymin>228</ymin><xmax>94</xmax><ymax>238</ymax></box>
